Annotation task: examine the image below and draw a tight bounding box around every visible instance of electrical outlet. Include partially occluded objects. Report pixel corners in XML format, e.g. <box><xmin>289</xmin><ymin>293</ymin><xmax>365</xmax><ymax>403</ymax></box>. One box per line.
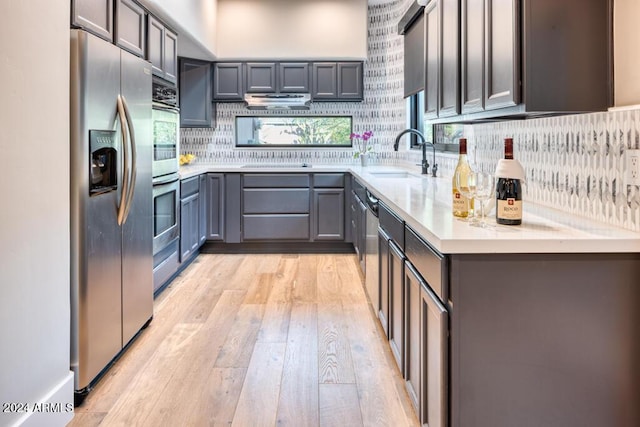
<box><xmin>626</xmin><ymin>149</ymin><xmax>640</xmax><ymax>185</ymax></box>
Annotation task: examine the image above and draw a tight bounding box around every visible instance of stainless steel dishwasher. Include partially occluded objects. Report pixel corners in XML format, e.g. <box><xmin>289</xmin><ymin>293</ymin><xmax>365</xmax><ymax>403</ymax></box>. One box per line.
<box><xmin>364</xmin><ymin>190</ymin><xmax>380</xmax><ymax>311</ymax></box>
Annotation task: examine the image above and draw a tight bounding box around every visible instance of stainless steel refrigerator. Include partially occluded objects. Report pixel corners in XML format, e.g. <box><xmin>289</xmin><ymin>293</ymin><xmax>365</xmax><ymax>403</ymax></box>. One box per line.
<box><xmin>70</xmin><ymin>29</ymin><xmax>153</xmax><ymax>404</ymax></box>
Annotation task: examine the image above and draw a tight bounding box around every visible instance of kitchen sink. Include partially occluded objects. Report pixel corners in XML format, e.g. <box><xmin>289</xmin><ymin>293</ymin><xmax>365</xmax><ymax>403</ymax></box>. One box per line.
<box><xmin>368</xmin><ymin>171</ymin><xmax>419</xmax><ymax>178</ymax></box>
<box><xmin>241</xmin><ymin>163</ymin><xmax>312</xmax><ymax>168</ymax></box>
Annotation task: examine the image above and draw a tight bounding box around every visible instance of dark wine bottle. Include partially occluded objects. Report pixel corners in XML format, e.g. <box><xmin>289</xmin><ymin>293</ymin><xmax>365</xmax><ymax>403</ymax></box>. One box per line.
<box><xmin>496</xmin><ymin>138</ymin><xmax>522</xmax><ymax>225</ymax></box>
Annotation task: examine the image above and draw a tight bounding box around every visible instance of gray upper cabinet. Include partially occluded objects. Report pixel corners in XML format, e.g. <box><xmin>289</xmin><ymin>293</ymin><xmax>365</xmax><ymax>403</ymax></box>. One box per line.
<box><xmin>147</xmin><ymin>15</ymin><xmax>177</xmax><ymax>84</ymax></box>
<box><xmin>279</xmin><ymin>63</ymin><xmax>310</xmax><ymax>93</ymax></box>
<box><xmin>72</xmin><ymin>0</ymin><xmax>114</xmax><ymax>42</ymax></box>
<box><xmin>246</xmin><ymin>63</ymin><xmax>277</xmax><ymax>93</ymax></box>
<box><xmin>312</xmin><ymin>63</ymin><xmax>338</xmax><ymax>100</ymax></box>
<box><xmin>424</xmin><ymin>1</ymin><xmax>439</xmax><ymax>119</ymax></box>
<box><xmin>213</xmin><ymin>63</ymin><xmax>244</xmax><ymax>101</ymax></box>
<box><xmin>484</xmin><ymin>0</ymin><xmax>519</xmax><ymax>111</ymax></box>
<box><xmin>439</xmin><ymin>0</ymin><xmax>460</xmax><ymax>117</ymax></box>
<box><xmin>461</xmin><ymin>0</ymin><xmax>485</xmax><ymax>113</ymax></box>
<box><xmin>425</xmin><ymin>0</ymin><xmax>460</xmax><ymax>119</ymax></box>
<box><xmin>179</xmin><ymin>58</ymin><xmax>214</xmax><ymax>128</ymax></box>
<box><xmin>115</xmin><ymin>0</ymin><xmax>146</xmax><ymax>58</ymax></box>
<box><xmin>312</xmin><ymin>62</ymin><xmax>364</xmax><ymax>101</ymax></box>
<box><xmin>455</xmin><ymin>0</ymin><xmax>611</xmax><ymax>121</ymax></box>
<box><xmin>403</xmin><ymin>10</ymin><xmax>425</xmax><ymax>98</ymax></box>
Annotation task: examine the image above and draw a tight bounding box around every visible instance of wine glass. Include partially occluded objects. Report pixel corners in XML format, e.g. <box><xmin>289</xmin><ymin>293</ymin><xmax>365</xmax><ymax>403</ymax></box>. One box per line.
<box><xmin>472</xmin><ymin>171</ymin><xmax>494</xmax><ymax>228</ymax></box>
<box><xmin>456</xmin><ymin>170</ymin><xmax>477</xmax><ymax>223</ymax></box>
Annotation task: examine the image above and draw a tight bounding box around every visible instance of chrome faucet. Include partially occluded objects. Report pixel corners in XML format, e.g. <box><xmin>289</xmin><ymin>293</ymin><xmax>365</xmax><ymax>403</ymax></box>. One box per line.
<box><xmin>393</xmin><ymin>129</ymin><xmax>438</xmax><ymax>177</ymax></box>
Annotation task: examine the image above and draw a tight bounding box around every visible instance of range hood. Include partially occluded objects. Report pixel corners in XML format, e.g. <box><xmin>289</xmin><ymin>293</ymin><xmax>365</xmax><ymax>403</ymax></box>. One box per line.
<box><xmin>244</xmin><ymin>93</ymin><xmax>311</xmax><ymax>110</ymax></box>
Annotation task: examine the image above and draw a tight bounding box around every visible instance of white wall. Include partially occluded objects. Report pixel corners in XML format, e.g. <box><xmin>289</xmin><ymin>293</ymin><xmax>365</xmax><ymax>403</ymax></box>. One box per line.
<box><xmin>0</xmin><ymin>1</ymin><xmax>74</xmax><ymax>426</ymax></box>
<box><xmin>216</xmin><ymin>0</ymin><xmax>368</xmax><ymax>59</ymax></box>
<box><xmin>140</xmin><ymin>0</ymin><xmax>218</xmax><ymax>59</ymax></box>
<box><xmin>614</xmin><ymin>0</ymin><xmax>640</xmax><ymax>107</ymax></box>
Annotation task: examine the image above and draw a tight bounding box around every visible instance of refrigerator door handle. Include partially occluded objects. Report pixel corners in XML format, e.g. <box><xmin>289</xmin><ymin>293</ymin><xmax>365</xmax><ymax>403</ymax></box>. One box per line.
<box><xmin>121</xmin><ymin>96</ymin><xmax>137</xmax><ymax>224</ymax></box>
<box><xmin>116</xmin><ymin>95</ymin><xmax>130</xmax><ymax>226</ymax></box>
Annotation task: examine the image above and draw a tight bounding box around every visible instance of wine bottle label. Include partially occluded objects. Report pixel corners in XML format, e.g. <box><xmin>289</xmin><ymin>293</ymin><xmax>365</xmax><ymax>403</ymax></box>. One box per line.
<box><xmin>453</xmin><ymin>191</ymin><xmax>469</xmax><ymax>212</ymax></box>
<box><xmin>497</xmin><ymin>198</ymin><xmax>522</xmax><ymax>220</ymax></box>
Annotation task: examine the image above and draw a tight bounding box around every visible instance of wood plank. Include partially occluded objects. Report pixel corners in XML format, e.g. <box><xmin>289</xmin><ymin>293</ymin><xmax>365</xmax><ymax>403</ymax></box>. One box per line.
<box><xmin>343</xmin><ymin>302</ymin><xmax>420</xmax><ymax>427</ymax></box>
<box><xmin>244</xmin><ymin>272</ymin><xmax>274</xmax><ymax>304</ymax></box>
<box><xmin>268</xmin><ymin>256</ymin><xmax>297</xmax><ymax>303</ymax></box>
<box><xmin>128</xmin><ymin>290</ymin><xmax>247</xmax><ymax>426</ymax></box>
<box><xmin>257</xmin><ymin>300</ymin><xmax>291</xmax><ymax>343</ymax></box>
<box><xmin>317</xmin><ymin>254</ymin><xmax>341</xmax><ymax>304</ymax></box>
<box><xmin>232</xmin><ymin>342</ymin><xmax>286</xmax><ymax>427</ymax></box>
<box><xmin>214</xmin><ymin>303</ymin><xmax>265</xmax><ymax>368</ymax></box>
<box><xmin>292</xmin><ymin>254</ymin><xmax>318</xmax><ymax>303</ymax></box>
<box><xmin>67</xmin><ymin>411</ymin><xmax>106</xmax><ymax>427</ymax></box>
<box><xmin>319</xmin><ymin>384</ymin><xmax>364</xmax><ymax>427</ymax></box>
<box><xmin>335</xmin><ymin>254</ymin><xmax>368</xmax><ymax>305</ymax></box>
<box><xmin>276</xmin><ymin>303</ymin><xmax>319</xmax><ymax>426</ymax></box>
<box><xmin>318</xmin><ymin>302</ymin><xmax>356</xmax><ymax>384</ymax></box>
<box><xmin>186</xmin><ymin>367</ymin><xmax>247</xmax><ymax>427</ymax></box>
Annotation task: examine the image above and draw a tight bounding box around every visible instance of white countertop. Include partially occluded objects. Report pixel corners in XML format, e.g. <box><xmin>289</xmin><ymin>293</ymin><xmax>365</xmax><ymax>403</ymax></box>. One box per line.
<box><xmin>179</xmin><ymin>164</ymin><xmax>640</xmax><ymax>254</ymax></box>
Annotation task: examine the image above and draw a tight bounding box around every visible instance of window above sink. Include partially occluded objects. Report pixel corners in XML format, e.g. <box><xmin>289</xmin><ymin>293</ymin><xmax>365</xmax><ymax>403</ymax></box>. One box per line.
<box><xmin>235</xmin><ymin>116</ymin><xmax>353</xmax><ymax>148</ymax></box>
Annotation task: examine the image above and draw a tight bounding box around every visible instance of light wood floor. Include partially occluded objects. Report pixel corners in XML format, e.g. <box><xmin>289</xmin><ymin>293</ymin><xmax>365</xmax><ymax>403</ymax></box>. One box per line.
<box><xmin>70</xmin><ymin>253</ymin><xmax>419</xmax><ymax>427</ymax></box>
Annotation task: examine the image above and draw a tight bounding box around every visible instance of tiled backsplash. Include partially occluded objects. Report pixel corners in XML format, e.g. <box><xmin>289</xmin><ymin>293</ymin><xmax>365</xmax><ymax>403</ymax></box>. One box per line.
<box><xmin>181</xmin><ymin>0</ymin><xmax>640</xmax><ymax>232</ymax></box>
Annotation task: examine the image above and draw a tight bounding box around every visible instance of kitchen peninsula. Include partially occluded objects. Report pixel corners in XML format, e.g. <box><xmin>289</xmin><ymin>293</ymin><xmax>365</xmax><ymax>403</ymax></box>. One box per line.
<box><xmin>177</xmin><ymin>163</ymin><xmax>640</xmax><ymax>427</ymax></box>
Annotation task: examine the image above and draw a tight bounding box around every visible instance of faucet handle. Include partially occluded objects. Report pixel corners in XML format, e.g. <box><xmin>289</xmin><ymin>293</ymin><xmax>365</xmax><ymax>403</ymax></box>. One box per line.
<box><xmin>432</xmin><ymin>163</ymin><xmax>438</xmax><ymax>178</ymax></box>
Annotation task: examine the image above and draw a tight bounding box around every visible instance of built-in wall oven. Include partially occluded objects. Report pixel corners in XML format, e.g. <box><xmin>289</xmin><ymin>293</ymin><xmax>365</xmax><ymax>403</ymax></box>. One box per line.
<box><xmin>151</xmin><ymin>78</ymin><xmax>180</xmax><ymax>293</ymax></box>
<box><xmin>152</xmin><ymin>79</ymin><xmax>179</xmax><ymax>179</ymax></box>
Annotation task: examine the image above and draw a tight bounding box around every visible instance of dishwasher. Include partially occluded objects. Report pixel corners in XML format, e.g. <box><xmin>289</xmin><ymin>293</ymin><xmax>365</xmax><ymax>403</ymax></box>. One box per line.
<box><xmin>365</xmin><ymin>189</ymin><xmax>380</xmax><ymax>311</ymax></box>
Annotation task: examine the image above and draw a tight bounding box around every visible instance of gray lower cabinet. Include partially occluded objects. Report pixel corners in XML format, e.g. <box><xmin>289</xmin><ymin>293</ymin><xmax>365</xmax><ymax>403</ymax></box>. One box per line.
<box><xmin>242</xmin><ymin>174</ymin><xmax>311</xmax><ymax>241</ymax></box>
<box><xmin>388</xmin><ymin>240</ymin><xmax>405</xmax><ymax>374</ymax></box>
<box><xmin>72</xmin><ymin>0</ymin><xmax>114</xmax><ymax>42</ymax></box>
<box><xmin>115</xmin><ymin>0</ymin><xmax>146</xmax><ymax>58</ymax></box>
<box><xmin>313</xmin><ymin>189</ymin><xmax>345</xmax><ymax>240</ymax></box>
<box><xmin>198</xmin><ymin>174</ymin><xmax>207</xmax><ymax>245</ymax></box>
<box><xmin>207</xmin><ymin>173</ymin><xmax>225</xmax><ymax>241</ymax></box>
<box><xmin>179</xmin><ymin>58</ymin><xmax>214</xmax><ymax>128</ymax></box>
<box><xmin>179</xmin><ymin>177</ymin><xmax>200</xmax><ymax>262</ymax></box>
<box><xmin>213</xmin><ymin>63</ymin><xmax>244</xmax><ymax>101</ymax></box>
<box><xmin>404</xmin><ymin>262</ymin><xmax>422</xmax><ymax>415</ymax></box>
<box><xmin>378</xmin><ymin>227</ymin><xmax>391</xmax><ymax>337</ymax></box>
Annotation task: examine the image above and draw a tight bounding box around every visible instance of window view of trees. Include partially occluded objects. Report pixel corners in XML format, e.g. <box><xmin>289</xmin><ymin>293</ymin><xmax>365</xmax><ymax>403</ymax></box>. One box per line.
<box><xmin>236</xmin><ymin>116</ymin><xmax>352</xmax><ymax>147</ymax></box>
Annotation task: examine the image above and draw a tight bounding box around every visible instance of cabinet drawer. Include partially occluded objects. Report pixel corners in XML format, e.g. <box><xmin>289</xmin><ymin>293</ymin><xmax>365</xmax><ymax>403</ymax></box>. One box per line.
<box><xmin>180</xmin><ymin>176</ymin><xmax>200</xmax><ymax>198</ymax></box>
<box><xmin>405</xmin><ymin>226</ymin><xmax>447</xmax><ymax>301</ymax></box>
<box><xmin>314</xmin><ymin>173</ymin><xmax>344</xmax><ymax>188</ymax></box>
<box><xmin>243</xmin><ymin>174</ymin><xmax>310</xmax><ymax>188</ymax></box>
<box><xmin>243</xmin><ymin>214</ymin><xmax>310</xmax><ymax>240</ymax></box>
<box><xmin>243</xmin><ymin>189</ymin><xmax>310</xmax><ymax>214</ymax></box>
<box><xmin>351</xmin><ymin>176</ymin><xmax>366</xmax><ymax>201</ymax></box>
<box><xmin>379</xmin><ymin>202</ymin><xmax>404</xmax><ymax>249</ymax></box>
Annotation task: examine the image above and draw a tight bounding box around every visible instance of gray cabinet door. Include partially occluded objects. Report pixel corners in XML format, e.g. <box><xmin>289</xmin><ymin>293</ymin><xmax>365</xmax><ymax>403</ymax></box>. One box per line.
<box><xmin>279</xmin><ymin>63</ymin><xmax>310</xmax><ymax>93</ymax></box>
<box><xmin>163</xmin><ymin>27</ymin><xmax>178</xmax><ymax>84</ymax></box>
<box><xmin>179</xmin><ymin>58</ymin><xmax>213</xmax><ymax>128</ymax></box>
<box><xmin>180</xmin><ymin>192</ymin><xmax>199</xmax><ymax>262</ymax></box>
<box><xmin>312</xmin><ymin>63</ymin><xmax>338</xmax><ymax>99</ymax></box>
<box><xmin>313</xmin><ymin>189</ymin><xmax>345</xmax><ymax>241</ymax></box>
<box><xmin>246</xmin><ymin>63</ymin><xmax>277</xmax><ymax>93</ymax></box>
<box><xmin>147</xmin><ymin>15</ymin><xmax>164</xmax><ymax>78</ymax></box>
<box><xmin>198</xmin><ymin>174</ymin><xmax>207</xmax><ymax>246</ymax></box>
<box><xmin>146</xmin><ymin>16</ymin><xmax>177</xmax><ymax>83</ymax></box>
<box><xmin>338</xmin><ymin>62</ymin><xmax>363</xmax><ymax>100</ymax></box>
<box><xmin>115</xmin><ymin>0</ymin><xmax>146</xmax><ymax>58</ymax></box>
<box><xmin>207</xmin><ymin>174</ymin><xmax>225</xmax><ymax>241</ymax></box>
<box><xmin>358</xmin><ymin>197</ymin><xmax>367</xmax><ymax>272</ymax></box>
<box><xmin>404</xmin><ymin>262</ymin><xmax>423</xmax><ymax>419</ymax></box>
<box><xmin>439</xmin><ymin>0</ymin><xmax>460</xmax><ymax>117</ymax></box>
<box><xmin>461</xmin><ymin>0</ymin><xmax>485</xmax><ymax>113</ymax></box>
<box><xmin>389</xmin><ymin>240</ymin><xmax>405</xmax><ymax>374</ymax></box>
<box><xmin>213</xmin><ymin>63</ymin><xmax>244</xmax><ymax>101</ymax></box>
<box><xmin>484</xmin><ymin>0</ymin><xmax>520</xmax><ymax>110</ymax></box>
<box><xmin>421</xmin><ymin>276</ymin><xmax>448</xmax><ymax>427</ymax></box>
<box><xmin>424</xmin><ymin>1</ymin><xmax>439</xmax><ymax>119</ymax></box>
<box><xmin>378</xmin><ymin>227</ymin><xmax>391</xmax><ymax>337</ymax></box>
<box><xmin>72</xmin><ymin>0</ymin><xmax>114</xmax><ymax>42</ymax></box>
